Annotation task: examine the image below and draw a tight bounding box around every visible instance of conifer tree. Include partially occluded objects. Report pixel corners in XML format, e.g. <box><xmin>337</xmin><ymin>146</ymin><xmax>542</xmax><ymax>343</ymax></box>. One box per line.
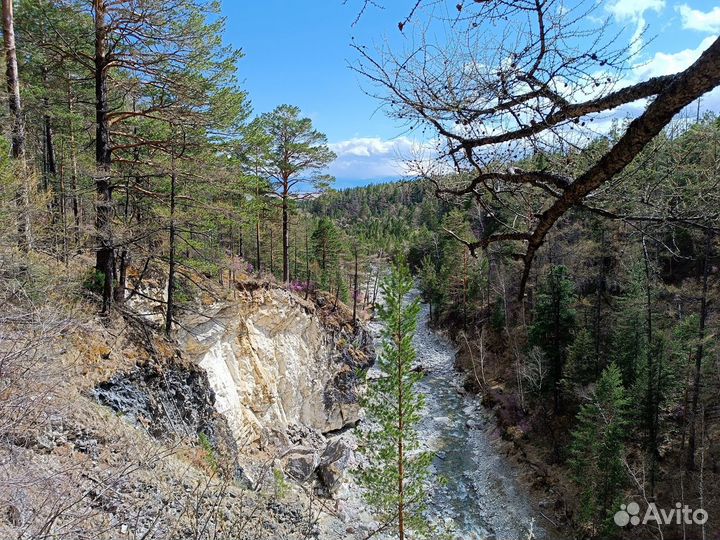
<box><xmin>258</xmin><ymin>104</ymin><xmax>335</xmax><ymax>282</ymax></box>
<box><xmin>529</xmin><ymin>265</ymin><xmax>577</xmax><ymax>413</ymax></box>
<box><xmin>358</xmin><ymin>263</ymin><xmax>432</xmax><ymax>540</ymax></box>
<box><xmin>569</xmin><ymin>363</ymin><xmax>629</xmax><ymax>533</ymax></box>
<box><xmin>610</xmin><ymin>268</ymin><xmax>647</xmax><ymax>387</ymax></box>
<box><xmin>2</xmin><ymin>0</ymin><xmax>31</xmax><ymax>250</ymax></box>
<box><xmin>418</xmin><ymin>254</ymin><xmax>439</xmax><ymax>323</ymax></box>
<box><xmin>311</xmin><ymin>216</ymin><xmax>342</xmax><ymax>290</ymax></box>
<box><xmin>566</xmin><ymin>327</ymin><xmax>597</xmax><ymax>386</ymax></box>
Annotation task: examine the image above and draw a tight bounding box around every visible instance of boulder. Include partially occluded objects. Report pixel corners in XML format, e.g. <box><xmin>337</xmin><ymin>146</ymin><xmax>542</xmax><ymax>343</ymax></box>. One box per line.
<box><xmin>317</xmin><ymin>439</ymin><xmax>352</xmax><ymax>493</ymax></box>
<box><xmin>282</xmin><ymin>446</ymin><xmax>319</xmax><ymax>482</ymax></box>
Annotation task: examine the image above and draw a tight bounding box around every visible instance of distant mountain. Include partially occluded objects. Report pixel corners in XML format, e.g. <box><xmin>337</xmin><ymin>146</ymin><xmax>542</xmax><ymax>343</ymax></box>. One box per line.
<box><xmin>332</xmin><ymin>176</ymin><xmax>412</xmax><ymax>190</ymax></box>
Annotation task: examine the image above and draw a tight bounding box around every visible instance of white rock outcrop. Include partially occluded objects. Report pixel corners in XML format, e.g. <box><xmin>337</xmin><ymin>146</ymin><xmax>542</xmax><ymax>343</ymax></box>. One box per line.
<box><xmin>185</xmin><ymin>287</ymin><xmax>364</xmax><ymax>448</ymax></box>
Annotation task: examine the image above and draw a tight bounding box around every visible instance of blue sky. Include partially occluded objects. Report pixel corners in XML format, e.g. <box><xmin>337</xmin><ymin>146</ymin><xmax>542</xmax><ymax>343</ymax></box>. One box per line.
<box><xmin>219</xmin><ymin>1</ymin><xmax>720</xmax><ymax>187</ymax></box>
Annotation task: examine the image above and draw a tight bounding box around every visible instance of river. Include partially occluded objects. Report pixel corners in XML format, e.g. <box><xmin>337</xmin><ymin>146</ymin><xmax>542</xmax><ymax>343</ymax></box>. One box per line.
<box><xmin>331</xmin><ymin>292</ymin><xmax>558</xmax><ymax>539</ymax></box>
<box><xmin>408</xmin><ymin>296</ymin><xmax>557</xmax><ymax>540</ymax></box>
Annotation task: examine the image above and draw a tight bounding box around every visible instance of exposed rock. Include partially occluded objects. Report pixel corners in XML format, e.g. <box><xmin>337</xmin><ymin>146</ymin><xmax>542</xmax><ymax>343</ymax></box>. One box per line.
<box><xmin>262</xmin><ymin>427</ymin><xmax>291</xmax><ymax>451</ymax></box>
<box><xmin>282</xmin><ymin>447</ymin><xmax>319</xmax><ymax>482</ymax></box>
<box><xmin>82</xmin><ymin>282</ymin><xmax>375</xmax><ymax>537</ymax></box>
<box><xmin>92</xmin><ymin>357</ymin><xmax>238</xmax><ymax>473</ymax></box>
<box><xmin>183</xmin><ymin>288</ymin><xmax>372</xmax><ymax>449</ymax></box>
<box><xmin>287</xmin><ymin>423</ymin><xmax>326</xmax><ymax>449</ymax></box>
<box><xmin>317</xmin><ymin>439</ymin><xmax>352</xmax><ymax>493</ymax></box>
<box><xmin>4</xmin><ymin>504</ymin><xmax>21</xmax><ymax>527</ymax></box>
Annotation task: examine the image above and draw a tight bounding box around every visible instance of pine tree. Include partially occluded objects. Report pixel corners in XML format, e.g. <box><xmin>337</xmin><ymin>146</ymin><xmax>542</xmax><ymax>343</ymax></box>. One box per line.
<box><xmin>439</xmin><ymin>210</ymin><xmax>473</xmax><ymax>324</ymax></box>
<box><xmin>418</xmin><ymin>254</ymin><xmax>439</xmax><ymax>323</ymax></box>
<box><xmin>566</xmin><ymin>327</ymin><xmax>597</xmax><ymax>386</ymax></box>
<box><xmin>311</xmin><ymin>217</ymin><xmax>342</xmax><ymax>290</ymax></box>
<box><xmin>569</xmin><ymin>363</ymin><xmax>629</xmax><ymax>533</ymax></box>
<box><xmin>32</xmin><ymin>0</ymin><xmax>247</xmax><ymax>311</ymax></box>
<box><xmin>258</xmin><ymin>104</ymin><xmax>335</xmax><ymax>282</ymax></box>
<box><xmin>610</xmin><ymin>269</ymin><xmax>647</xmax><ymax>387</ymax></box>
<box><xmin>232</xmin><ymin>117</ymin><xmax>272</xmax><ymax>275</ymax></box>
<box><xmin>2</xmin><ymin>0</ymin><xmax>31</xmax><ymax>251</ymax></box>
<box><xmin>358</xmin><ymin>263</ymin><xmax>432</xmax><ymax>540</ymax></box>
<box><xmin>529</xmin><ymin>265</ymin><xmax>577</xmax><ymax>413</ymax></box>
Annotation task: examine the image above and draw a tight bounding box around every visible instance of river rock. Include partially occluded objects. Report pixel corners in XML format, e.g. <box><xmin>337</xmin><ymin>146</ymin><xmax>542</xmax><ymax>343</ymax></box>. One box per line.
<box><xmin>317</xmin><ymin>439</ymin><xmax>352</xmax><ymax>493</ymax></box>
<box><xmin>466</xmin><ymin>419</ymin><xmax>483</xmax><ymax>430</ymax></box>
<box><xmin>463</xmin><ymin>404</ymin><xmax>477</xmax><ymax>415</ymax></box>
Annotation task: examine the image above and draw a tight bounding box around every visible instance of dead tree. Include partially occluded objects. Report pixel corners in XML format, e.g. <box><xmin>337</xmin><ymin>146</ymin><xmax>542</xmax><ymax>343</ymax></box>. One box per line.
<box><xmin>2</xmin><ymin>0</ymin><xmax>31</xmax><ymax>250</ymax></box>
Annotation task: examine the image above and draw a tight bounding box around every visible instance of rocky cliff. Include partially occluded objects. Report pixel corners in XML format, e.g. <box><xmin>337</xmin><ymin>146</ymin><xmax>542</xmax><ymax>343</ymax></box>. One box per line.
<box><xmin>0</xmin><ymin>263</ymin><xmax>376</xmax><ymax>540</ymax></box>
<box><xmin>89</xmin><ymin>279</ymin><xmax>372</xmax><ymax>503</ymax></box>
<box><xmin>183</xmin><ymin>285</ymin><xmax>370</xmax><ymax>450</ymax></box>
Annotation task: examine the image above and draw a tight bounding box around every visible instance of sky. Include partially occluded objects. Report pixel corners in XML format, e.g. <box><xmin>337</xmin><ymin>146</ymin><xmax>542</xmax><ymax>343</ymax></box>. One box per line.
<box><xmin>219</xmin><ymin>1</ymin><xmax>720</xmax><ymax>188</ymax></box>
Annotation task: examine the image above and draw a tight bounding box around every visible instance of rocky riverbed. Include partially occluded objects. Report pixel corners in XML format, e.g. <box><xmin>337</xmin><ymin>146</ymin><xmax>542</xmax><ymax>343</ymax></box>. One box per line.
<box><xmin>410</xmin><ymin>296</ymin><xmax>557</xmax><ymax>539</ymax></box>
<box><xmin>320</xmin><ymin>292</ymin><xmax>559</xmax><ymax>539</ymax></box>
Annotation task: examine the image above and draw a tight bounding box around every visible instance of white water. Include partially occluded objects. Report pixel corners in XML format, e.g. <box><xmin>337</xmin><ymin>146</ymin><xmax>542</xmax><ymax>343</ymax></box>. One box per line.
<box><xmin>410</xmin><ymin>295</ymin><xmax>556</xmax><ymax>540</ymax></box>
<box><xmin>326</xmin><ymin>292</ymin><xmax>559</xmax><ymax>539</ymax></box>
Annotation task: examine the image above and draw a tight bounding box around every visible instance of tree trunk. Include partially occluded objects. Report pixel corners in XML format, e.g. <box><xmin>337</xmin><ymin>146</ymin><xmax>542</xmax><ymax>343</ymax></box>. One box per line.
<box><xmin>304</xmin><ymin>227</ymin><xmax>310</xmax><ymax>300</ymax></box>
<box><xmin>551</xmin><ymin>273</ymin><xmax>563</xmax><ymax>415</ymax></box>
<box><xmin>462</xmin><ymin>250</ymin><xmax>468</xmax><ymax>329</ymax></box>
<box><xmin>255</xmin><ymin>173</ymin><xmax>262</xmax><ymax>275</ymax></box>
<box><xmin>238</xmin><ymin>223</ymin><xmax>244</xmax><ymax>259</ymax></box>
<box><xmin>115</xmin><ymin>249</ymin><xmax>128</xmax><ymax>303</ymax></box>
<box><xmin>363</xmin><ymin>266</ymin><xmax>371</xmax><ymax>308</ymax></box>
<box><xmin>165</xmin><ymin>158</ymin><xmax>177</xmax><ymax>337</ymax></box>
<box><xmin>282</xmin><ymin>183</ymin><xmax>290</xmax><ymax>282</ymax></box>
<box><xmin>94</xmin><ymin>0</ymin><xmax>114</xmax><ymax>313</ymax></box>
<box><xmin>687</xmin><ymin>231</ymin><xmax>712</xmax><ymax>470</ymax></box>
<box><xmin>642</xmin><ymin>237</ymin><xmax>658</xmax><ymax>494</ymax></box>
<box><xmin>218</xmin><ymin>232</ymin><xmax>224</xmax><ymax>285</ymax></box>
<box><xmin>2</xmin><ymin>0</ymin><xmax>31</xmax><ymax>251</ymax></box>
<box><xmin>352</xmin><ymin>248</ymin><xmax>358</xmax><ymax>328</ymax></box>
<box><xmin>293</xmin><ymin>224</ymin><xmax>298</xmax><ymax>280</ymax></box>
<box><xmin>40</xmin><ymin>61</ymin><xmax>63</xmax><ymax>260</ymax></box>
<box><xmin>255</xmin><ymin>217</ymin><xmax>261</xmax><ymax>275</ymax></box>
<box><xmin>68</xmin><ymin>79</ymin><xmax>81</xmax><ymax>248</ymax></box>
<box><xmin>43</xmin><ymin>69</ymin><xmax>58</xmax><ymax>194</ymax></box>
<box><xmin>397</xmin><ymin>310</ymin><xmax>406</xmax><ymax>540</ymax></box>
<box><xmin>269</xmin><ymin>227</ymin><xmax>274</xmax><ymax>276</ymax></box>
<box><xmin>372</xmin><ymin>264</ymin><xmax>380</xmax><ymax>305</ymax></box>
<box><xmin>594</xmin><ymin>229</ymin><xmax>606</xmax><ymax>377</ymax></box>
<box><xmin>58</xmin><ymin>154</ymin><xmax>68</xmax><ymax>263</ymax></box>
<box><xmin>114</xmin><ymin>172</ymin><xmax>131</xmax><ymax>304</ymax></box>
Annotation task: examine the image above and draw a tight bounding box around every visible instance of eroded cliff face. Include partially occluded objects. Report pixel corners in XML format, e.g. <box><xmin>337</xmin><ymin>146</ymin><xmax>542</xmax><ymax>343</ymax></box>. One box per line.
<box><xmin>2</xmin><ymin>255</ymin><xmax>374</xmax><ymax>540</ymax></box>
<box><xmin>182</xmin><ymin>286</ymin><xmax>370</xmax><ymax>450</ymax></box>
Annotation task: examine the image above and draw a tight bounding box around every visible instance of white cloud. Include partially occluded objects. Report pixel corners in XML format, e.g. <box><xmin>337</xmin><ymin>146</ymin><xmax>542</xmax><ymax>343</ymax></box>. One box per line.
<box><xmin>584</xmin><ymin>36</ymin><xmax>720</xmax><ymax>128</ymax></box>
<box><xmin>606</xmin><ymin>0</ymin><xmax>665</xmax><ymax>55</ymax></box>
<box><xmin>607</xmin><ymin>0</ymin><xmax>665</xmax><ymax>20</ymax></box>
<box><xmin>329</xmin><ymin>137</ymin><xmax>412</xmax><ymax>158</ymax></box>
<box><xmin>602</xmin><ymin>36</ymin><xmax>720</xmax><ymax>118</ymax></box>
<box><xmin>677</xmin><ymin>4</ymin><xmax>720</xmax><ymax>33</ymax></box>
<box><xmin>328</xmin><ymin>136</ymin><xmax>432</xmax><ymax>179</ymax></box>
<box><xmin>631</xmin><ymin>35</ymin><xmax>718</xmax><ymax>79</ymax></box>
